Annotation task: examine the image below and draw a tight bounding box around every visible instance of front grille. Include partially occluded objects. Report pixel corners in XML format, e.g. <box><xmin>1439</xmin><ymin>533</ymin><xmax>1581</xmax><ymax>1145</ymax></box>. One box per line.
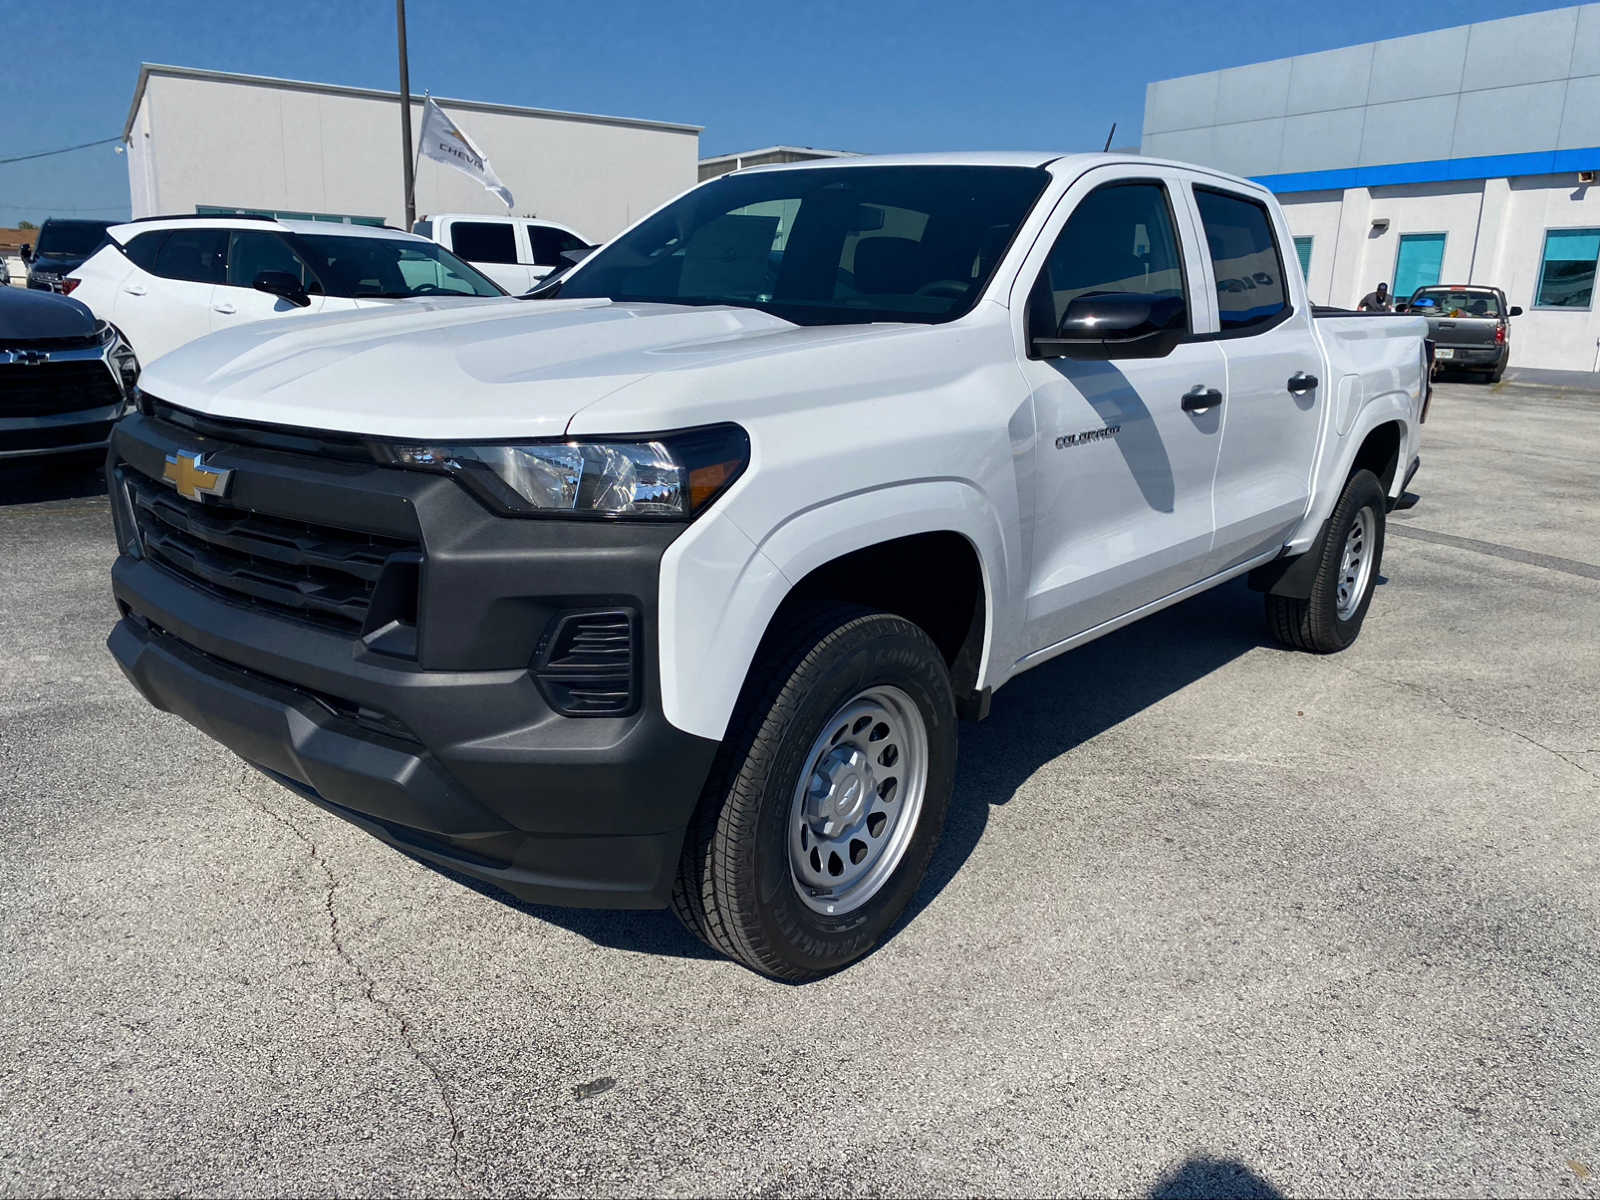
<box><xmin>0</xmin><ymin>359</ymin><xmax>122</xmax><ymax>417</ymax></box>
<box><xmin>124</xmin><ymin>470</ymin><xmax>421</xmax><ymax>637</ymax></box>
<box><xmin>0</xmin><ymin>418</ymin><xmax>115</xmax><ymax>454</ymax></box>
<box><xmin>533</xmin><ymin>609</ymin><xmax>639</xmax><ymax>716</ymax></box>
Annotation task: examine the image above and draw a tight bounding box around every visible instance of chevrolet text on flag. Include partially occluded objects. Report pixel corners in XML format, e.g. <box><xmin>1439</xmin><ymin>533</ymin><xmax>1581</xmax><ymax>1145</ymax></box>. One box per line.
<box><xmin>417</xmin><ymin>95</ymin><xmax>514</xmax><ymax>209</ymax></box>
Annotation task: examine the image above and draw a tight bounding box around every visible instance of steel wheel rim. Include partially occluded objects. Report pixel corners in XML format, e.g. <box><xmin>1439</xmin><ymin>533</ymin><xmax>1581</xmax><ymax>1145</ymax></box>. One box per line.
<box><xmin>1336</xmin><ymin>507</ymin><xmax>1376</xmax><ymax>621</ymax></box>
<box><xmin>787</xmin><ymin>685</ymin><xmax>929</xmax><ymax>916</ymax></box>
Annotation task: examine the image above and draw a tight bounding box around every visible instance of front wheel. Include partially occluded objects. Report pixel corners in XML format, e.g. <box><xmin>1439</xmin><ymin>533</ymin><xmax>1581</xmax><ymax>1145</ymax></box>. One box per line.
<box><xmin>672</xmin><ymin>606</ymin><xmax>956</xmax><ymax>980</ymax></box>
<box><xmin>1266</xmin><ymin>469</ymin><xmax>1386</xmax><ymax>653</ymax></box>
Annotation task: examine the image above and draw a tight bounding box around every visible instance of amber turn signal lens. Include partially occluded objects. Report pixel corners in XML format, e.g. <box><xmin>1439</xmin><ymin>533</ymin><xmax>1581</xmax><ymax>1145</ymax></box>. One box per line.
<box><xmin>689</xmin><ymin>460</ymin><xmax>737</xmax><ymax>510</ymax></box>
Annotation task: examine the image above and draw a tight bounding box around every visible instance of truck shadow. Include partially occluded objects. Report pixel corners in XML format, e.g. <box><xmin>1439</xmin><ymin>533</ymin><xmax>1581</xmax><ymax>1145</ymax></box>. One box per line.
<box><xmin>473</xmin><ymin>576</ymin><xmax>1280</xmax><ymax>968</ymax></box>
<box><xmin>1147</xmin><ymin>1155</ymin><xmax>1284</xmax><ymax>1198</ymax></box>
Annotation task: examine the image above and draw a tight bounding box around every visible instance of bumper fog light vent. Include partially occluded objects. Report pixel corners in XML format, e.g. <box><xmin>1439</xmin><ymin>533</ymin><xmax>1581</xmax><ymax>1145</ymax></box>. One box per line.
<box><xmin>534</xmin><ymin>609</ymin><xmax>639</xmax><ymax>717</ymax></box>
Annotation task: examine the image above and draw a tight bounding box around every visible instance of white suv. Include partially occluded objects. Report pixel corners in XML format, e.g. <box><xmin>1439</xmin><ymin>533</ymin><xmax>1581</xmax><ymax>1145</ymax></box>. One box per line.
<box><xmin>412</xmin><ymin>214</ymin><xmax>592</xmax><ymax>293</ymax></box>
<box><xmin>67</xmin><ymin>216</ymin><xmax>507</xmax><ymax>366</ymax></box>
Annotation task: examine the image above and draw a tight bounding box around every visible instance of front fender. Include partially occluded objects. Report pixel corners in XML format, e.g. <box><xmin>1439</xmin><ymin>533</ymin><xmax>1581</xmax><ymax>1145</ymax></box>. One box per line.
<box><xmin>657</xmin><ymin>479</ymin><xmax>1013</xmax><ymax>742</ymax></box>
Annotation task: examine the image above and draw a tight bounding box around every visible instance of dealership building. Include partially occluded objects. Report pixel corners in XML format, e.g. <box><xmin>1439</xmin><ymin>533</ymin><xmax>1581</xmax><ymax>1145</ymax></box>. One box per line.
<box><xmin>1143</xmin><ymin>2</ymin><xmax>1600</xmax><ymax>371</ymax></box>
<box><xmin>122</xmin><ymin>64</ymin><xmax>701</xmax><ymax>243</ymax></box>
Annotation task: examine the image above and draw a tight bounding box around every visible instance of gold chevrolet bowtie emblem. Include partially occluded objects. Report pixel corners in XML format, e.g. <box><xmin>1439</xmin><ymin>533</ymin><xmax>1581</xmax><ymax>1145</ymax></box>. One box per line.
<box><xmin>162</xmin><ymin>451</ymin><xmax>232</xmax><ymax>503</ymax></box>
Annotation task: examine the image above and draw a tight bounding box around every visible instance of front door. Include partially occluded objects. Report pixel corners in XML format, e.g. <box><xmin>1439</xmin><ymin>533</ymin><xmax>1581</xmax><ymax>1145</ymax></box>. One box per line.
<box><xmin>1012</xmin><ymin>170</ymin><xmax>1227</xmax><ymax>658</ymax></box>
<box><xmin>211</xmin><ymin>230</ymin><xmax>327</xmax><ymax>333</ymax></box>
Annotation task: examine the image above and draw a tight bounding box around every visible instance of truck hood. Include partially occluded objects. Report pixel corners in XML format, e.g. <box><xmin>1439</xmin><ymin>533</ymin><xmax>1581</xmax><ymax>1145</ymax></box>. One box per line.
<box><xmin>136</xmin><ymin>297</ymin><xmax>841</xmax><ymax>441</ymax></box>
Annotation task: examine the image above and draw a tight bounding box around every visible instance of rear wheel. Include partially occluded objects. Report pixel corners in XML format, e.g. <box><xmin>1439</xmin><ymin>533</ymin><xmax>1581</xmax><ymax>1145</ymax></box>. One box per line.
<box><xmin>672</xmin><ymin>606</ymin><xmax>956</xmax><ymax>980</ymax></box>
<box><xmin>1266</xmin><ymin>469</ymin><xmax>1386</xmax><ymax>653</ymax></box>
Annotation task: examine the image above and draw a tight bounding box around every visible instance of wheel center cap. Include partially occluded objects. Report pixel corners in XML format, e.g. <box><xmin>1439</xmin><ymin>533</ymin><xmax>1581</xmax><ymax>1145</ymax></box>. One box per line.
<box><xmin>813</xmin><ymin>746</ymin><xmax>872</xmax><ymax>829</ymax></box>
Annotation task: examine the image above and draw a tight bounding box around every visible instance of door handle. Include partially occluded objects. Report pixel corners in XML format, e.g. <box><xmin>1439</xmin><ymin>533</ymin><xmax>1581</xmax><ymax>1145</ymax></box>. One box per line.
<box><xmin>1182</xmin><ymin>385</ymin><xmax>1223</xmax><ymax>413</ymax></box>
<box><xmin>213</xmin><ymin>303</ymin><xmax>236</xmax><ymax>315</ymax></box>
<box><xmin>123</xmin><ymin>284</ymin><xmax>146</xmax><ymax>296</ymax></box>
<box><xmin>1287</xmin><ymin>371</ymin><xmax>1319</xmax><ymax>395</ymax></box>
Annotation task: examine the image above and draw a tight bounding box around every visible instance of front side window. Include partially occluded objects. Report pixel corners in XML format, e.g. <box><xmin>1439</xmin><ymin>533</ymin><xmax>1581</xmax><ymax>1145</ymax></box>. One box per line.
<box><xmin>527</xmin><ymin>225</ymin><xmax>588</xmax><ymax>266</ymax></box>
<box><xmin>152</xmin><ymin>228</ymin><xmax>227</xmax><ymax>284</ymax></box>
<box><xmin>225</xmin><ymin>231</ymin><xmax>315</xmax><ymax>290</ymax></box>
<box><xmin>449</xmin><ymin>221</ymin><xmax>518</xmax><ymax>264</ymax></box>
<box><xmin>1534</xmin><ymin>228</ymin><xmax>1599</xmax><ymax>309</ymax></box>
<box><xmin>1194</xmin><ymin>187</ymin><xmax>1288</xmax><ymax>332</ymax></box>
<box><xmin>558</xmin><ymin>165</ymin><xmax>1052</xmax><ymax>326</ymax></box>
<box><xmin>1026</xmin><ymin>180</ymin><xmax>1189</xmax><ymax>341</ymax></box>
<box><xmin>283</xmin><ymin>233</ymin><xmax>504</xmax><ymax>298</ymax></box>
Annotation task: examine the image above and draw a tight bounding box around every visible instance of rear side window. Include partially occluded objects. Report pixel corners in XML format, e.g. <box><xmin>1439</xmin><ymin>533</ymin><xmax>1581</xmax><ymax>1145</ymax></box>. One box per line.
<box><xmin>122</xmin><ymin>231</ymin><xmax>168</xmax><ymax>273</ymax></box>
<box><xmin>449</xmin><ymin>221</ymin><xmax>517</xmax><ymax>264</ymax></box>
<box><xmin>527</xmin><ymin>224</ymin><xmax>588</xmax><ymax>267</ymax></box>
<box><xmin>152</xmin><ymin>228</ymin><xmax>227</xmax><ymax>284</ymax></box>
<box><xmin>1194</xmin><ymin>187</ymin><xmax>1289</xmax><ymax>332</ymax></box>
<box><xmin>1027</xmin><ymin>180</ymin><xmax>1189</xmax><ymax>341</ymax></box>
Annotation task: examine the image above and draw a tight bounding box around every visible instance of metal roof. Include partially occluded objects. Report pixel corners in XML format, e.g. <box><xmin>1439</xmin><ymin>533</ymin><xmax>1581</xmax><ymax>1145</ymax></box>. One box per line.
<box><xmin>122</xmin><ymin>63</ymin><xmax>703</xmax><ymax>143</ymax></box>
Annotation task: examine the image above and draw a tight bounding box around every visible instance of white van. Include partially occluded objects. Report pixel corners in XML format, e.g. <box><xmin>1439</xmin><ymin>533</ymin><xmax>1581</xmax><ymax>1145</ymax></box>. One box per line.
<box><xmin>413</xmin><ymin>214</ymin><xmax>592</xmax><ymax>294</ymax></box>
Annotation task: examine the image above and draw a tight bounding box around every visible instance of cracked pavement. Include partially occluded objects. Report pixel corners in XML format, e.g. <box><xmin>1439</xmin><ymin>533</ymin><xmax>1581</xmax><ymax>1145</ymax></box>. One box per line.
<box><xmin>2</xmin><ymin>380</ymin><xmax>1598</xmax><ymax>1197</ymax></box>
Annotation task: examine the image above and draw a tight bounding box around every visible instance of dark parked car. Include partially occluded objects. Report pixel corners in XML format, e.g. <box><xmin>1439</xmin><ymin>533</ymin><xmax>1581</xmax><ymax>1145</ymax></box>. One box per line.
<box><xmin>1</xmin><ymin>285</ymin><xmax>138</xmax><ymax>461</ymax></box>
<box><xmin>1401</xmin><ymin>285</ymin><xmax>1520</xmax><ymax>382</ymax></box>
<box><xmin>23</xmin><ymin>218</ymin><xmax>115</xmax><ymax>293</ymax></box>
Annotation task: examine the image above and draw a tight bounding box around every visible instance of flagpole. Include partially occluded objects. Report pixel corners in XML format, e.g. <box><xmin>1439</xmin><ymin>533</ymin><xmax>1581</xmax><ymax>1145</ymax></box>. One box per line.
<box><xmin>396</xmin><ymin>0</ymin><xmax>416</xmax><ymax>230</ymax></box>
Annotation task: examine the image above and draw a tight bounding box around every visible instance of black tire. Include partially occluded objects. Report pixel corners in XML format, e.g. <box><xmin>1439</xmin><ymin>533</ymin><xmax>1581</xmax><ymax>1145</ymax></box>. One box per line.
<box><xmin>1265</xmin><ymin>469</ymin><xmax>1386</xmax><ymax>654</ymax></box>
<box><xmin>672</xmin><ymin>606</ymin><xmax>956</xmax><ymax>980</ymax></box>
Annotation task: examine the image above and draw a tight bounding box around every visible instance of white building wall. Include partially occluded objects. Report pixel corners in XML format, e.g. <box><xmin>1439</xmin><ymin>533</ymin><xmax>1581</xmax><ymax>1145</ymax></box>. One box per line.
<box><xmin>1281</xmin><ymin>174</ymin><xmax>1600</xmax><ymax>370</ymax></box>
<box><xmin>128</xmin><ymin>70</ymin><xmax>700</xmax><ymax>242</ymax></box>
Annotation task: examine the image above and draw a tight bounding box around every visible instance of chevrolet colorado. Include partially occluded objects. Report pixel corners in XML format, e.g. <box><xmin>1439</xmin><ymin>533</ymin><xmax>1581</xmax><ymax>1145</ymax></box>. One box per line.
<box><xmin>106</xmin><ymin>153</ymin><xmax>1426</xmax><ymax>979</ymax></box>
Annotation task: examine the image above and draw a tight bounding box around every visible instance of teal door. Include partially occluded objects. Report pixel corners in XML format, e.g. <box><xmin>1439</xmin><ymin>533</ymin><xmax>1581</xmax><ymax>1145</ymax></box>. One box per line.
<box><xmin>1393</xmin><ymin>233</ymin><xmax>1446</xmax><ymax>301</ymax></box>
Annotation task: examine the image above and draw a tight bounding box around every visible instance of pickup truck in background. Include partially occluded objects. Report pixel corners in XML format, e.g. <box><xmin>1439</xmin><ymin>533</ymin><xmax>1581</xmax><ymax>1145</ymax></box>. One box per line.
<box><xmin>1402</xmin><ymin>284</ymin><xmax>1520</xmax><ymax>382</ymax></box>
<box><xmin>413</xmin><ymin>213</ymin><xmax>593</xmax><ymax>293</ymax></box>
<box><xmin>106</xmin><ymin>153</ymin><xmax>1427</xmax><ymax>979</ymax></box>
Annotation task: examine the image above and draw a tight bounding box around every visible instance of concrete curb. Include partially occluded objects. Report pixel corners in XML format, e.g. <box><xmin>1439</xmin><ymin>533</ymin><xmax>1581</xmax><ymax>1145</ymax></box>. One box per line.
<box><xmin>1500</xmin><ymin>367</ymin><xmax>1600</xmax><ymax>395</ymax></box>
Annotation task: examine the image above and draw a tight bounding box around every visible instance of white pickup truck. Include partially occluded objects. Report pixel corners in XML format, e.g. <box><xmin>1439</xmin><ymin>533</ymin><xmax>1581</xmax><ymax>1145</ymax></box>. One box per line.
<box><xmin>106</xmin><ymin>153</ymin><xmax>1426</xmax><ymax>980</ymax></box>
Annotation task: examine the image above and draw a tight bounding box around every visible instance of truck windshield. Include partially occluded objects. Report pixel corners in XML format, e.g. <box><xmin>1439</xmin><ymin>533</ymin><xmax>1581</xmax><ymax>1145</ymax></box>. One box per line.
<box><xmin>557</xmin><ymin>165</ymin><xmax>1052</xmax><ymax>325</ymax></box>
<box><xmin>1410</xmin><ymin>288</ymin><xmax>1501</xmax><ymax>317</ymax></box>
<box><xmin>36</xmin><ymin>220</ymin><xmax>113</xmax><ymax>257</ymax></box>
<box><xmin>284</xmin><ymin>233</ymin><xmax>505</xmax><ymax>298</ymax></box>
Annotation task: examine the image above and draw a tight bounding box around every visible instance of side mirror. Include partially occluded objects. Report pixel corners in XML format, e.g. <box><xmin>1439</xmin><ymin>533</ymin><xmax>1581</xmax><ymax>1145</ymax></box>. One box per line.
<box><xmin>1032</xmin><ymin>292</ymin><xmax>1185</xmax><ymax>361</ymax></box>
<box><xmin>1509</xmin><ymin>305</ymin><xmax>1523</xmax><ymax>317</ymax></box>
<box><xmin>253</xmin><ymin>270</ymin><xmax>311</xmax><ymax>308</ymax></box>
<box><xmin>20</xmin><ymin>244</ymin><xmax>33</xmax><ymax>264</ymax></box>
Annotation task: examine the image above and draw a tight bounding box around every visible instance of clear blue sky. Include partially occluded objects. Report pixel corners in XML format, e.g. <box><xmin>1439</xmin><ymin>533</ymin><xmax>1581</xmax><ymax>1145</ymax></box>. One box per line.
<box><xmin>0</xmin><ymin>0</ymin><xmax>1579</xmax><ymax>228</ymax></box>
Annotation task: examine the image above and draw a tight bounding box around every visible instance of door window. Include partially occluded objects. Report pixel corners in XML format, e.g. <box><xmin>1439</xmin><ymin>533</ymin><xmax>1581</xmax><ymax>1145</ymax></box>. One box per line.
<box><xmin>527</xmin><ymin>225</ymin><xmax>589</xmax><ymax>266</ymax></box>
<box><xmin>449</xmin><ymin>221</ymin><xmax>518</xmax><ymax>263</ymax></box>
<box><xmin>1027</xmin><ymin>180</ymin><xmax>1189</xmax><ymax>342</ymax></box>
<box><xmin>225</xmin><ymin>231</ymin><xmax>316</xmax><ymax>290</ymax></box>
<box><xmin>1193</xmin><ymin>187</ymin><xmax>1289</xmax><ymax>332</ymax></box>
<box><xmin>1393</xmin><ymin>233</ymin><xmax>1446</xmax><ymax>303</ymax></box>
<box><xmin>151</xmin><ymin>228</ymin><xmax>227</xmax><ymax>284</ymax></box>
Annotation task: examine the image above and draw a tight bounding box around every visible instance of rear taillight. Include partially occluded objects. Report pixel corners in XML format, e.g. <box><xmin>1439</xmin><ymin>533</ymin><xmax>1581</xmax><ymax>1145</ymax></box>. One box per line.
<box><xmin>1495</xmin><ymin>322</ymin><xmax>1506</xmax><ymax>345</ymax></box>
<box><xmin>60</xmin><ymin>277</ymin><xmax>81</xmax><ymax>295</ymax></box>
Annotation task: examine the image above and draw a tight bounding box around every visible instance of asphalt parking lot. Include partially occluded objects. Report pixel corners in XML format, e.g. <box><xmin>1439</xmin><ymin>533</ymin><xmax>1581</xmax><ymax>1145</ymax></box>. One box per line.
<box><xmin>2</xmin><ymin>380</ymin><xmax>1597</xmax><ymax>1199</ymax></box>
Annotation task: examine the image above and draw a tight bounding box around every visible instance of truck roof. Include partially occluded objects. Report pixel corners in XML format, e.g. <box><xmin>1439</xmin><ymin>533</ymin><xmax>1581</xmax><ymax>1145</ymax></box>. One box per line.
<box><xmin>730</xmin><ymin>151</ymin><xmax>1267</xmax><ymax>192</ymax></box>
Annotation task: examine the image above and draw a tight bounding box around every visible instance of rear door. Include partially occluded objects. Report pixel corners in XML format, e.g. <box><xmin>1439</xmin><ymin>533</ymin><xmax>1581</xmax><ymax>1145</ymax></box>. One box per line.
<box><xmin>210</xmin><ymin>230</ymin><xmax>329</xmax><ymax>332</ymax></box>
<box><xmin>444</xmin><ymin>219</ymin><xmax>531</xmax><ymax>292</ymax></box>
<box><xmin>1182</xmin><ymin>180</ymin><xmax>1324</xmax><ymax>572</ymax></box>
<box><xmin>1012</xmin><ymin>166</ymin><xmax>1227</xmax><ymax>656</ymax></box>
<box><xmin>117</xmin><ymin>227</ymin><xmax>226</xmax><ymax>362</ymax></box>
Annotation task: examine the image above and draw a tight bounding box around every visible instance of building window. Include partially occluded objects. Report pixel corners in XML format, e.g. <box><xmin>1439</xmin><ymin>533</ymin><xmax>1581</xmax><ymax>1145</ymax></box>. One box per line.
<box><xmin>1392</xmin><ymin>233</ymin><xmax>1446</xmax><ymax>304</ymax></box>
<box><xmin>1293</xmin><ymin>236</ymin><xmax>1313</xmax><ymax>281</ymax></box>
<box><xmin>1533</xmin><ymin>228</ymin><xmax>1599</xmax><ymax>310</ymax></box>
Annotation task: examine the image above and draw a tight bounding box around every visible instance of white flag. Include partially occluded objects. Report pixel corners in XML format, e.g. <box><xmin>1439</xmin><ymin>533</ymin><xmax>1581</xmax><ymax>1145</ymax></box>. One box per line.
<box><xmin>416</xmin><ymin>95</ymin><xmax>514</xmax><ymax>209</ymax></box>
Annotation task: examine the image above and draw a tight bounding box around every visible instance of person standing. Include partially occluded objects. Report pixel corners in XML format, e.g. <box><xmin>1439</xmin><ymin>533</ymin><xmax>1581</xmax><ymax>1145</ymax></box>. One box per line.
<box><xmin>1358</xmin><ymin>282</ymin><xmax>1392</xmax><ymax>311</ymax></box>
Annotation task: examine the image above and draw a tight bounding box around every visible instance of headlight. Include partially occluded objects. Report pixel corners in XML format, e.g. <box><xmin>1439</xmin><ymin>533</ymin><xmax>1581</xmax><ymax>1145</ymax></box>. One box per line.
<box><xmin>373</xmin><ymin>424</ymin><xmax>750</xmax><ymax>519</ymax></box>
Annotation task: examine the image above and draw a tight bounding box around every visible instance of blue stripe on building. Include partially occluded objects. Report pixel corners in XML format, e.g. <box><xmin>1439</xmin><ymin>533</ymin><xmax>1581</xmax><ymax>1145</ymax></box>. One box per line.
<box><xmin>1254</xmin><ymin>147</ymin><xmax>1600</xmax><ymax>195</ymax></box>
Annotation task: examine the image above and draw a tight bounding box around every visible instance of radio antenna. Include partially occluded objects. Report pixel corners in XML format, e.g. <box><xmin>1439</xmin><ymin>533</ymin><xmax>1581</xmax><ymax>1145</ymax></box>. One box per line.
<box><xmin>1103</xmin><ymin>122</ymin><xmax>1117</xmax><ymax>152</ymax></box>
